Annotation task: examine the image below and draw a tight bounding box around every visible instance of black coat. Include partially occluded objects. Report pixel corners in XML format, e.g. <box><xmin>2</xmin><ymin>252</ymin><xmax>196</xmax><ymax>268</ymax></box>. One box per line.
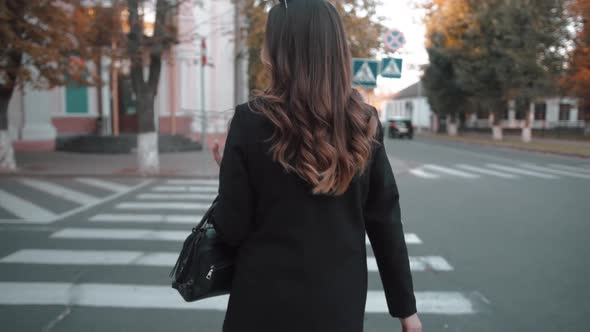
<box><xmin>212</xmin><ymin>102</ymin><xmax>416</xmax><ymax>332</ymax></box>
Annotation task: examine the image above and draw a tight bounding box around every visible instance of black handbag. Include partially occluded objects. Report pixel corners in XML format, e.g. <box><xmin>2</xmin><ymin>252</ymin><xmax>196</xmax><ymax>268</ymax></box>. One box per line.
<box><xmin>169</xmin><ymin>196</ymin><xmax>236</xmax><ymax>302</ymax></box>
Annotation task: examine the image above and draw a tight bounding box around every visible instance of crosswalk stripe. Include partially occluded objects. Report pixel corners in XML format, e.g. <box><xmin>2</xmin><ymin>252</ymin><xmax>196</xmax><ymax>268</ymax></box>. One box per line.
<box><xmin>367</xmin><ymin>290</ymin><xmax>477</xmax><ymax>314</ymax></box>
<box><xmin>0</xmin><ymin>249</ymin><xmax>444</xmax><ymax>272</ymax></box>
<box><xmin>89</xmin><ymin>214</ymin><xmax>199</xmax><ymax>224</ymax></box>
<box><xmin>519</xmin><ymin>164</ymin><xmax>590</xmax><ymax>179</ymax></box>
<box><xmin>368</xmin><ymin>256</ymin><xmax>453</xmax><ymax>272</ymax></box>
<box><xmin>165</xmin><ymin>179</ymin><xmax>219</xmax><ymax>186</ymax></box>
<box><xmin>422</xmin><ymin>164</ymin><xmax>480</xmax><ymax>179</ymax></box>
<box><xmin>51</xmin><ymin>228</ymin><xmax>422</xmax><ymax>245</ymax></box>
<box><xmin>151</xmin><ymin>186</ymin><xmax>218</xmax><ymax>193</ymax></box>
<box><xmin>116</xmin><ymin>202</ymin><xmax>211</xmax><ymax>211</ymax></box>
<box><xmin>75</xmin><ymin>178</ymin><xmax>129</xmax><ymax>192</ymax></box>
<box><xmin>366</xmin><ymin>233</ymin><xmax>422</xmax><ymax>245</ymax></box>
<box><xmin>50</xmin><ymin>228</ymin><xmax>188</xmax><ymax>241</ymax></box>
<box><xmin>409</xmin><ymin>168</ymin><xmax>440</xmax><ymax>179</ymax></box>
<box><xmin>136</xmin><ymin>193</ymin><xmax>217</xmax><ymax>200</ymax></box>
<box><xmin>455</xmin><ymin>164</ymin><xmax>519</xmax><ymax>179</ymax></box>
<box><xmin>548</xmin><ymin>164</ymin><xmax>590</xmax><ymax>173</ymax></box>
<box><xmin>19</xmin><ymin>179</ymin><xmax>97</xmax><ymax>205</ymax></box>
<box><xmin>0</xmin><ymin>189</ymin><xmax>57</xmax><ymax>221</ymax></box>
<box><xmin>486</xmin><ymin>164</ymin><xmax>559</xmax><ymax>179</ymax></box>
<box><xmin>0</xmin><ymin>282</ymin><xmax>478</xmax><ymax>314</ymax></box>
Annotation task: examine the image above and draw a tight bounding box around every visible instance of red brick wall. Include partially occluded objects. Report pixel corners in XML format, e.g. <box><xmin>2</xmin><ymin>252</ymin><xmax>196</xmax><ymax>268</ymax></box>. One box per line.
<box><xmin>52</xmin><ymin>117</ymin><xmax>97</xmax><ymax>135</ymax></box>
<box><xmin>158</xmin><ymin>116</ymin><xmax>192</xmax><ymax>135</ymax></box>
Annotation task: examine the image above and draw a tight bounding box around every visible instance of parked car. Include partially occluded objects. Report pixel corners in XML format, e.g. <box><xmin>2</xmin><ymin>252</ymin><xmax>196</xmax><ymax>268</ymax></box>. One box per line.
<box><xmin>387</xmin><ymin>118</ymin><xmax>414</xmax><ymax>139</ymax></box>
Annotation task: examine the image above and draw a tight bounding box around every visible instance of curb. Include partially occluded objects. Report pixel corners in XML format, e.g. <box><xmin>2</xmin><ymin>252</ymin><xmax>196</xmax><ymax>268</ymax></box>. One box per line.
<box><xmin>418</xmin><ymin>134</ymin><xmax>590</xmax><ymax>159</ymax></box>
<box><xmin>0</xmin><ymin>170</ymin><xmax>219</xmax><ymax>179</ymax></box>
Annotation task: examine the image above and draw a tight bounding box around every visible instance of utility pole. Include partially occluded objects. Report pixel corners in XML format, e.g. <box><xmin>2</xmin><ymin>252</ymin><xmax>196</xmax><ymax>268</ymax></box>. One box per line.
<box><xmin>201</xmin><ymin>38</ymin><xmax>207</xmax><ymax>148</ymax></box>
<box><xmin>234</xmin><ymin>0</ymin><xmax>247</xmax><ymax>105</ymax></box>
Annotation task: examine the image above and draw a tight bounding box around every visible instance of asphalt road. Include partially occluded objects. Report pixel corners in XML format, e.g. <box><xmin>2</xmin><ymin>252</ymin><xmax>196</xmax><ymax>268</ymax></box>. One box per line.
<box><xmin>0</xmin><ymin>136</ymin><xmax>588</xmax><ymax>332</ymax></box>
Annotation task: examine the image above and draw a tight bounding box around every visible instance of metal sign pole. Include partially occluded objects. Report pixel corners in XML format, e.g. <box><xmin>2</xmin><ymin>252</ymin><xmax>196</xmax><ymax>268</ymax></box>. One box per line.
<box><xmin>201</xmin><ymin>39</ymin><xmax>207</xmax><ymax>148</ymax></box>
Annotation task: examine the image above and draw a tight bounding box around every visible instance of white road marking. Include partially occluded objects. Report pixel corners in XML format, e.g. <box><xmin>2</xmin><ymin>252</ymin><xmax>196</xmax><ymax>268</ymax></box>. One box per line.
<box><xmin>0</xmin><ymin>189</ymin><xmax>56</xmax><ymax>222</ymax></box>
<box><xmin>366</xmin><ymin>233</ymin><xmax>422</xmax><ymax>245</ymax></box>
<box><xmin>548</xmin><ymin>164</ymin><xmax>590</xmax><ymax>173</ymax></box>
<box><xmin>0</xmin><ymin>249</ymin><xmax>175</xmax><ymax>266</ymax></box>
<box><xmin>366</xmin><ymin>290</ymin><xmax>477</xmax><ymax>315</ymax></box>
<box><xmin>51</xmin><ymin>228</ymin><xmax>188</xmax><ymax>241</ymax></box>
<box><xmin>0</xmin><ymin>282</ymin><xmax>478</xmax><ymax>314</ymax></box>
<box><xmin>455</xmin><ymin>164</ymin><xmax>519</xmax><ymax>179</ymax></box>
<box><xmin>486</xmin><ymin>164</ymin><xmax>559</xmax><ymax>179</ymax></box>
<box><xmin>1</xmin><ymin>249</ymin><xmax>444</xmax><ymax>272</ymax></box>
<box><xmin>151</xmin><ymin>186</ymin><xmax>218</xmax><ymax>193</ymax></box>
<box><xmin>116</xmin><ymin>202</ymin><xmax>211</xmax><ymax>211</ymax></box>
<box><xmin>0</xmin><ymin>179</ymin><xmax>153</xmax><ymax>225</ymax></box>
<box><xmin>520</xmin><ymin>164</ymin><xmax>590</xmax><ymax>179</ymax></box>
<box><xmin>422</xmin><ymin>164</ymin><xmax>480</xmax><ymax>179</ymax></box>
<box><xmin>89</xmin><ymin>214</ymin><xmax>199</xmax><ymax>224</ymax></box>
<box><xmin>75</xmin><ymin>178</ymin><xmax>129</xmax><ymax>192</ymax></box>
<box><xmin>136</xmin><ymin>193</ymin><xmax>217</xmax><ymax>200</ymax></box>
<box><xmin>165</xmin><ymin>179</ymin><xmax>219</xmax><ymax>186</ymax></box>
<box><xmin>409</xmin><ymin>168</ymin><xmax>440</xmax><ymax>179</ymax></box>
<box><xmin>19</xmin><ymin>179</ymin><xmax>97</xmax><ymax>205</ymax></box>
<box><xmin>367</xmin><ymin>256</ymin><xmax>453</xmax><ymax>272</ymax></box>
<box><xmin>53</xmin><ymin>228</ymin><xmax>421</xmax><ymax>245</ymax></box>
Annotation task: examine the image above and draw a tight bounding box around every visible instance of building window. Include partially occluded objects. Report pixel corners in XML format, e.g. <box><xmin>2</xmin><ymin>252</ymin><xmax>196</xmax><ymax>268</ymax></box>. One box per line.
<box><xmin>559</xmin><ymin>104</ymin><xmax>571</xmax><ymax>121</ymax></box>
<box><xmin>502</xmin><ymin>108</ymin><xmax>509</xmax><ymax>120</ymax></box>
<box><xmin>534</xmin><ymin>102</ymin><xmax>546</xmax><ymax>120</ymax></box>
<box><xmin>579</xmin><ymin>108</ymin><xmax>587</xmax><ymax>121</ymax></box>
<box><xmin>65</xmin><ymin>83</ymin><xmax>88</xmax><ymax>114</ymax></box>
<box><xmin>405</xmin><ymin>101</ymin><xmax>414</xmax><ymax>119</ymax></box>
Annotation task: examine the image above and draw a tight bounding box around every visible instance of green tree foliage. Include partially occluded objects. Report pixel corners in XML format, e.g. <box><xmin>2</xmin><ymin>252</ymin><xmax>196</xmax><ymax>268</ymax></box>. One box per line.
<box><xmin>422</xmin><ymin>32</ymin><xmax>471</xmax><ymax>123</ymax></box>
<box><xmin>423</xmin><ymin>0</ymin><xmax>569</xmax><ymax>127</ymax></box>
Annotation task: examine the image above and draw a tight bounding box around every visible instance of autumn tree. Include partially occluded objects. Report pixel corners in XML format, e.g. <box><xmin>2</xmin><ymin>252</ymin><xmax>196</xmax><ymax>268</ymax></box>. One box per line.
<box><xmin>0</xmin><ymin>0</ymin><xmax>99</xmax><ymax>170</ymax></box>
<box><xmin>123</xmin><ymin>0</ymin><xmax>180</xmax><ymax>173</ymax></box>
<box><xmin>562</xmin><ymin>0</ymin><xmax>590</xmax><ymax>128</ymax></box>
<box><xmin>423</xmin><ymin>0</ymin><xmax>569</xmax><ymax>140</ymax></box>
<box><xmin>244</xmin><ymin>0</ymin><xmax>385</xmax><ymax>92</ymax></box>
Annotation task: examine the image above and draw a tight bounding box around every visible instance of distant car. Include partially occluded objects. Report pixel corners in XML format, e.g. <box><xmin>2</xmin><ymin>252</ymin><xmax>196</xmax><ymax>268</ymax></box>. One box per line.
<box><xmin>387</xmin><ymin>119</ymin><xmax>414</xmax><ymax>139</ymax></box>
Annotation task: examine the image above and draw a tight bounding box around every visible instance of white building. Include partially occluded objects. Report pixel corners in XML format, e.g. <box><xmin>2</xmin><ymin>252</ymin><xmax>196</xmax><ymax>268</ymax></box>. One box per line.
<box><xmin>381</xmin><ymin>82</ymin><xmax>432</xmax><ymax>130</ymax></box>
<box><xmin>6</xmin><ymin>0</ymin><xmax>248</xmax><ymax>151</ymax></box>
<box><xmin>380</xmin><ymin>81</ymin><xmax>586</xmax><ymax>133</ymax></box>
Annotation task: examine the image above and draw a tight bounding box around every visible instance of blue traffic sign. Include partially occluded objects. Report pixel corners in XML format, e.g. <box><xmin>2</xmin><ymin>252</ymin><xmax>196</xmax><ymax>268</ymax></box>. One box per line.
<box><xmin>352</xmin><ymin>59</ymin><xmax>379</xmax><ymax>88</ymax></box>
<box><xmin>381</xmin><ymin>58</ymin><xmax>403</xmax><ymax>79</ymax></box>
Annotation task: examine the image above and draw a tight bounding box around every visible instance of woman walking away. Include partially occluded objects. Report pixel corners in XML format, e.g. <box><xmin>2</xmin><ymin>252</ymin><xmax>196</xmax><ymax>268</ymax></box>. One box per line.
<box><xmin>211</xmin><ymin>0</ymin><xmax>422</xmax><ymax>331</ymax></box>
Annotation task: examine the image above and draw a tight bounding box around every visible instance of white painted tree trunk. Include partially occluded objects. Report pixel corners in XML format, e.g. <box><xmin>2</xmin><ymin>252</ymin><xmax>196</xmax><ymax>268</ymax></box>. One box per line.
<box><xmin>0</xmin><ymin>130</ymin><xmax>16</xmax><ymax>171</ymax></box>
<box><xmin>447</xmin><ymin>122</ymin><xmax>458</xmax><ymax>136</ymax></box>
<box><xmin>492</xmin><ymin>126</ymin><xmax>503</xmax><ymax>140</ymax></box>
<box><xmin>137</xmin><ymin>132</ymin><xmax>159</xmax><ymax>174</ymax></box>
<box><xmin>521</xmin><ymin>127</ymin><xmax>532</xmax><ymax>143</ymax></box>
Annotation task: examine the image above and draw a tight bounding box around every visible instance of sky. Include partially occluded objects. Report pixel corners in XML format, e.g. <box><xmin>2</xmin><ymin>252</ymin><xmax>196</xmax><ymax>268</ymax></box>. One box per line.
<box><xmin>375</xmin><ymin>0</ymin><xmax>429</xmax><ymax>94</ymax></box>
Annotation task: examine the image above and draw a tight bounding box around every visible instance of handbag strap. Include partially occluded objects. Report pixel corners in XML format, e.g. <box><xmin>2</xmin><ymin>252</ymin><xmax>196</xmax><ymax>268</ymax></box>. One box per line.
<box><xmin>192</xmin><ymin>195</ymin><xmax>219</xmax><ymax>232</ymax></box>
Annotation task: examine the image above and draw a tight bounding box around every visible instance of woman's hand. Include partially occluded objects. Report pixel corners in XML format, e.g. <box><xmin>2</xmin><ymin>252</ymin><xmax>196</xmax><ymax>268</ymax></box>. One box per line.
<box><xmin>400</xmin><ymin>313</ymin><xmax>422</xmax><ymax>332</ymax></box>
<box><xmin>212</xmin><ymin>139</ymin><xmax>222</xmax><ymax>167</ymax></box>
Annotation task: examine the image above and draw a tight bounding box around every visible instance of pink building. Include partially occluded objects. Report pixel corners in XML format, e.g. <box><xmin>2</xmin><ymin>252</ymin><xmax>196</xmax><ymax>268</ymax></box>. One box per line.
<box><xmin>6</xmin><ymin>0</ymin><xmax>248</xmax><ymax>151</ymax></box>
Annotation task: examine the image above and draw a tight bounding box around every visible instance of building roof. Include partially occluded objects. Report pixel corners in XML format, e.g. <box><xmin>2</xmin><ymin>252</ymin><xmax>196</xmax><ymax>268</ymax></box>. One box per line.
<box><xmin>393</xmin><ymin>81</ymin><xmax>424</xmax><ymax>99</ymax></box>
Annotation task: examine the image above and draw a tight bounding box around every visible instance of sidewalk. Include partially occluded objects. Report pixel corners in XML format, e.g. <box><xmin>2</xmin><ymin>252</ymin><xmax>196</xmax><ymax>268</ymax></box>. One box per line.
<box><xmin>420</xmin><ymin>131</ymin><xmax>590</xmax><ymax>159</ymax></box>
<box><xmin>3</xmin><ymin>149</ymin><xmax>415</xmax><ymax>178</ymax></box>
<box><xmin>2</xmin><ymin>150</ymin><xmax>222</xmax><ymax>178</ymax></box>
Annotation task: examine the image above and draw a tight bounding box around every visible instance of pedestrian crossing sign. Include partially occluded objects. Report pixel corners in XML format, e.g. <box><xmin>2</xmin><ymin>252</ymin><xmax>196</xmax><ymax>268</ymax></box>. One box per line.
<box><xmin>381</xmin><ymin>58</ymin><xmax>403</xmax><ymax>79</ymax></box>
<box><xmin>352</xmin><ymin>59</ymin><xmax>379</xmax><ymax>88</ymax></box>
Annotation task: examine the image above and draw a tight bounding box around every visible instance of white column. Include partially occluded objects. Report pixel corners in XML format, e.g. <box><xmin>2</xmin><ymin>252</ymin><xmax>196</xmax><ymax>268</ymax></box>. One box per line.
<box><xmin>21</xmin><ymin>86</ymin><xmax>57</xmax><ymax>141</ymax></box>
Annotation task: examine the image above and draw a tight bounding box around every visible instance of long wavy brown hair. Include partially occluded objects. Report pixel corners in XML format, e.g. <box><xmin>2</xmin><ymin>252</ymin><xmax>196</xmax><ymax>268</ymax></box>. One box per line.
<box><xmin>249</xmin><ymin>0</ymin><xmax>379</xmax><ymax>196</ymax></box>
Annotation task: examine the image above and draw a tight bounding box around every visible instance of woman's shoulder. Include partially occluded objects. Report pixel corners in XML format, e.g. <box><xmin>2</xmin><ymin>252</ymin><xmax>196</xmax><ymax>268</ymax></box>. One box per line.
<box><xmin>230</xmin><ymin>101</ymin><xmax>273</xmax><ymax>143</ymax></box>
